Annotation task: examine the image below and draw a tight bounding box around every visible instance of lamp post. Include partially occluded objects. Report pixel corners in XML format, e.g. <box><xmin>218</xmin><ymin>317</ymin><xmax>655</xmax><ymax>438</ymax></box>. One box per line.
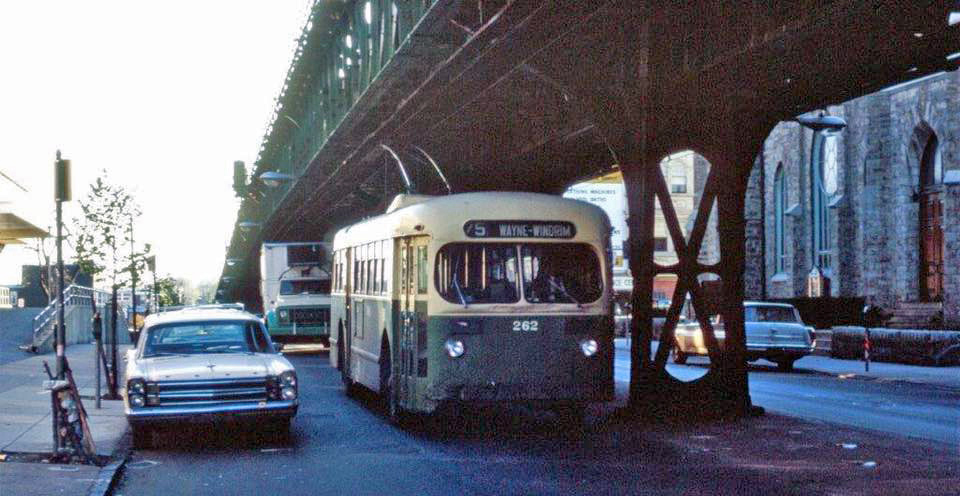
<box><xmin>146</xmin><ymin>255</ymin><xmax>157</xmax><ymax>312</ymax></box>
<box><xmin>129</xmin><ymin>214</ymin><xmax>138</xmax><ymax>343</ymax></box>
<box><xmin>797</xmin><ymin>113</ymin><xmax>846</xmax><ymax>297</ymax></box>
<box><xmin>53</xmin><ymin>151</ymin><xmax>71</xmax><ymax>379</ymax></box>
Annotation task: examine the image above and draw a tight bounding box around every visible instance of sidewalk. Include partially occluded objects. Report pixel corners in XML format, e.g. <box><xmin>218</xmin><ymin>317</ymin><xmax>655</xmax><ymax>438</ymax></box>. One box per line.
<box><xmin>0</xmin><ymin>343</ymin><xmax>131</xmax><ymax>496</ymax></box>
<box><xmin>614</xmin><ymin>338</ymin><xmax>960</xmax><ymax>389</ymax></box>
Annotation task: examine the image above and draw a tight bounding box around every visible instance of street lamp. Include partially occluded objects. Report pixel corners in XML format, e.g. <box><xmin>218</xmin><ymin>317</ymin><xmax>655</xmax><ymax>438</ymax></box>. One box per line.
<box><xmin>226</xmin><ymin>258</ymin><xmax>241</xmax><ymax>266</ymax></box>
<box><xmin>259</xmin><ymin>171</ymin><xmax>294</xmax><ymax>188</ymax></box>
<box><xmin>238</xmin><ymin>221</ymin><xmax>260</xmax><ymax>232</ymax></box>
<box><xmin>797</xmin><ymin>112</ymin><xmax>847</xmax><ymax>297</ymax></box>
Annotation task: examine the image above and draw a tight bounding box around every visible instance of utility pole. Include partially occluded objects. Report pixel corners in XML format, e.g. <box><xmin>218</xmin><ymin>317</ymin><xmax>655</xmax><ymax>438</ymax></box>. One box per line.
<box><xmin>147</xmin><ymin>255</ymin><xmax>158</xmax><ymax>312</ymax></box>
<box><xmin>54</xmin><ymin>151</ymin><xmax>71</xmax><ymax>379</ymax></box>
<box><xmin>130</xmin><ymin>214</ymin><xmax>137</xmax><ymax>342</ymax></box>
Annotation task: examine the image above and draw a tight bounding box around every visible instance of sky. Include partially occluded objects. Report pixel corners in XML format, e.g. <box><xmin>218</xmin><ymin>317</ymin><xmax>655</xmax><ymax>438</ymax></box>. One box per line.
<box><xmin>0</xmin><ymin>1</ymin><xmax>313</xmax><ymax>287</ymax></box>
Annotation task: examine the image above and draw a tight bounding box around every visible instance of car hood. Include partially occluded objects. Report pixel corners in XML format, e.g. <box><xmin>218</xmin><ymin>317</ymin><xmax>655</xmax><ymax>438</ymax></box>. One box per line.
<box><xmin>137</xmin><ymin>354</ymin><xmax>287</xmax><ymax>382</ymax></box>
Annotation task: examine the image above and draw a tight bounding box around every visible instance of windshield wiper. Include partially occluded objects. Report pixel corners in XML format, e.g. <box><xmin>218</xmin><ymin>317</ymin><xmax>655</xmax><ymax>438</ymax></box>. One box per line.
<box><xmin>549</xmin><ymin>278</ymin><xmax>581</xmax><ymax>309</ymax></box>
<box><xmin>451</xmin><ymin>254</ymin><xmax>468</xmax><ymax>308</ymax></box>
<box><xmin>452</xmin><ymin>275</ymin><xmax>468</xmax><ymax>308</ymax></box>
<box><xmin>144</xmin><ymin>352</ymin><xmax>191</xmax><ymax>358</ymax></box>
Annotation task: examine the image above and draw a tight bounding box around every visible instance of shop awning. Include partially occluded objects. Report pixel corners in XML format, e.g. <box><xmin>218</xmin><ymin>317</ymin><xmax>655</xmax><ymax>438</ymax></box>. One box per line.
<box><xmin>0</xmin><ymin>212</ymin><xmax>48</xmax><ymax>240</ymax></box>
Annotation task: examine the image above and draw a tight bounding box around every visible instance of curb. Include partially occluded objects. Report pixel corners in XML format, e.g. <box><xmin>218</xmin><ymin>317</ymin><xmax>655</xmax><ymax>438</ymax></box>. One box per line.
<box><xmin>86</xmin><ymin>428</ymin><xmax>131</xmax><ymax>496</ymax></box>
<box><xmin>87</xmin><ymin>457</ymin><xmax>127</xmax><ymax>496</ymax></box>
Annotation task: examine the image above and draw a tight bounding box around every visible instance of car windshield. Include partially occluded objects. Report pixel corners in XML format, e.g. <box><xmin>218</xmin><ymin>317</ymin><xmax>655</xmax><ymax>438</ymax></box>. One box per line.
<box><xmin>745</xmin><ymin>306</ymin><xmax>799</xmax><ymax>323</ymax></box>
<box><xmin>142</xmin><ymin>320</ymin><xmax>272</xmax><ymax>357</ymax></box>
<box><xmin>280</xmin><ymin>279</ymin><xmax>331</xmax><ymax>295</ymax></box>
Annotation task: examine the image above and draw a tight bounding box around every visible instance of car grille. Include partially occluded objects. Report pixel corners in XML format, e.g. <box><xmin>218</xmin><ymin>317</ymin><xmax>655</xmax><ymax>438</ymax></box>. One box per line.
<box><xmin>147</xmin><ymin>378</ymin><xmax>268</xmax><ymax>407</ymax></box>
<box><xmin>289</xmin><ymin>307</ymin><xmax>328</xmax><ymax>326</ymax></box>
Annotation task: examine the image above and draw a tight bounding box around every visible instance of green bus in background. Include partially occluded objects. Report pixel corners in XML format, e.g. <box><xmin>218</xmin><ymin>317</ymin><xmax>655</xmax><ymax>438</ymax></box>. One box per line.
<box><xmin>329</xmin><ymin>192</ymin><xmax>614</xmax><ymax>424</ymax></box>
<box><xmin>260</xmin><ymin>242</ymin><xmax>332</xmax><ymax>344</ymax></box>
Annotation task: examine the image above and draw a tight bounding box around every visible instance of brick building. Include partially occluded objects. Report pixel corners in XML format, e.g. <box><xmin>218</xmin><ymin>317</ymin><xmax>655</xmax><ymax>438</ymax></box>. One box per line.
<box><xmin>746</xmin><ymin>71</ymin><xmax>959</xmax><ymax>328</ymax></box>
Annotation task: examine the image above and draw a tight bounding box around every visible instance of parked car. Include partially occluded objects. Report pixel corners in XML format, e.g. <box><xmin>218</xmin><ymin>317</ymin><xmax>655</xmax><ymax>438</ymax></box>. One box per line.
<box><xmin>673</xmin><ymin>301</ymin><xmax>816</xmax><ymax>371</ymax></box>
<box><xmin>123</xmin><ymin>304</ymin><xmax>298</xmax><ymax>449</ymax></box>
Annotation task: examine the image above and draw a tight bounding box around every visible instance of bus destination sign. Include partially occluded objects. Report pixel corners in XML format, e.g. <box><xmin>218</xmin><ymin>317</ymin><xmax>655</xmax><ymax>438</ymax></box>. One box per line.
<box><xmin>464</xmin><ymin>220</ymin><xmax>576</xmax><ymax>239</ymax></box>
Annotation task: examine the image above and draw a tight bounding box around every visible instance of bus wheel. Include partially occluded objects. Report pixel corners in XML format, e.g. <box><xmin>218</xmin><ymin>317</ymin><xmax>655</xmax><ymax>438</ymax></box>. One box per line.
<box><xmin>339</xmin><ymin>329</ymin><xmax>357</xmax><ymax>397</ymax></box>
<box><xmin>379</xmin><ymin>339</ymin><xmax>403</xmax><ymax>425</ymax></box>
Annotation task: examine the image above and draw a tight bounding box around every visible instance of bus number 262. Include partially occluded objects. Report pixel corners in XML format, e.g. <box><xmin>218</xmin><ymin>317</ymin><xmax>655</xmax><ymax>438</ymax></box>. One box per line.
<box><xmin>512</xmin><ymin>320</ymin><xmax>539</xmax><ymax>332</ymax></box>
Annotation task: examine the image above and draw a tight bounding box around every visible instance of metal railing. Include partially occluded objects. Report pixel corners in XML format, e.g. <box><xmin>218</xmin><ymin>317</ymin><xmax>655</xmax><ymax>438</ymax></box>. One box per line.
<box><xmin>28</xmin><ymin>285</ymin><xmax>127</xmax><ymax>352</ymax></box>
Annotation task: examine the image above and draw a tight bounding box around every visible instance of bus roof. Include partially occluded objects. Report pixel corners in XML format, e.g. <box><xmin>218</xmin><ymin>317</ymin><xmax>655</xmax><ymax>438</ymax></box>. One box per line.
<box><xmin>333</xmin><ymin>192</ymin><xmax>611</xmax><ymax>248</ymax></box>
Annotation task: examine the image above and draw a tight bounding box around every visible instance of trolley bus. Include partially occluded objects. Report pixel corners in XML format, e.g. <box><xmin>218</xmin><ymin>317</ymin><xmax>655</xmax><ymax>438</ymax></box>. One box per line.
<box><xmin>329</xmin><ymin>192</ymin><xmax>614</xmax><ymax>422</ymax></box>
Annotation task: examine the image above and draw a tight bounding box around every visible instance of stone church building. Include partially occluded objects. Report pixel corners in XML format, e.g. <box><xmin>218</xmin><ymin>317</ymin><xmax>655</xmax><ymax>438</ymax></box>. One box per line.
<box><xmin>743</xmin><ymin>71</ymin><xmax>959</xmax><ymax>329</ymax></box>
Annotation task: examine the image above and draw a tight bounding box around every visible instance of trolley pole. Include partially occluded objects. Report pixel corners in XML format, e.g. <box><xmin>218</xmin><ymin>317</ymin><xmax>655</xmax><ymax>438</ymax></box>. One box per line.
<box><xmin>54</xmin><ymin>151</ymin><xmax>71</xmax><ymax>380</ymax></box>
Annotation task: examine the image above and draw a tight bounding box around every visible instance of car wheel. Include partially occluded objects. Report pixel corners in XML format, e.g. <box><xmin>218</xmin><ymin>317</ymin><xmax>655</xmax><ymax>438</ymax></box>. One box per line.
<box><xmin>775</xmin><ymin>358</ymin><xmax>796</xmax><ymax>371</ymax></box>
<box><xmin>131</xmin><ymin>425</ymin><xmax>153</xmax><ymax>450</ymax></box>
<box><xmin>556</xmin><ymin>403</ymin><xmax>586</xmax><ymax>429</ymax></box>
<box><xmin>672</xmin><ymin>345</ymin><xmax>688</xmax><ymax>365</ymax></box>
<box><xmin>270</xmin><ymin>419</ymin><xmax>292</xmax><ymax>443</ymax></box>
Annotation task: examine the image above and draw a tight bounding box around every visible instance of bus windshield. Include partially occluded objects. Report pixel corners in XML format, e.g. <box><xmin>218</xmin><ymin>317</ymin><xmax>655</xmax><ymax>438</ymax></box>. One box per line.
<box><xmin>435</xmin><ymin>244</ymin><xmax>519</xmax><ymax>304</ymax></box>
<box><xmin>521</xmin><ymin>244</ymin><xmax>602</xmax><ymax>304</ymax></box>
<box><xmin>435</xmin><ymin>243</ymin><xmax>602</xmax><ymax>305</ymax></box>
<box><xmin>280</xmin><ymin>279</ymin><xmax>331</xmax><ymax>295</ymax></box>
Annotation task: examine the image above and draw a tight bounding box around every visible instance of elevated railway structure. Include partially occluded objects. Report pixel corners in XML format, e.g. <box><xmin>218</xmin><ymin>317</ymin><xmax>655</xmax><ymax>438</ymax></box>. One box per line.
<box><xmin>218</xmin><ymin>0</ymin><xmax>960</xmax><ymax>416</ymax></box>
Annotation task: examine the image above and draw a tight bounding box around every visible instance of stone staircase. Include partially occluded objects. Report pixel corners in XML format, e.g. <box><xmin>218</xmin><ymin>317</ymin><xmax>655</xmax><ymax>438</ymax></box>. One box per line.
<box><xmin>886</xmin><ymin>301</ymin><xmax>944</xmax><ymax>329</ymax></box>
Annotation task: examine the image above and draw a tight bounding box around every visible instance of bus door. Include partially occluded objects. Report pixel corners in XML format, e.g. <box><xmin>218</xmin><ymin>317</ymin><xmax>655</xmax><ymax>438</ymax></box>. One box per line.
<box><xmin>398</xmin><ymin>236</ymin><xmax>429</xmax><ymax>402</ymax></box>
<box><xmin>342</xmin><ymin>247</ymin><xmax>353</xmax><ymax>375</ymax></box>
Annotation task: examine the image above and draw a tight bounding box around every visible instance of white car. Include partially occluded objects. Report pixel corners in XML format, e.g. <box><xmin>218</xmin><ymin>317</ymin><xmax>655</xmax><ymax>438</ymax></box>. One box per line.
<box><xmin>124</xmin><ymin>305</ymin><xmax>298</xmax><ymax>448</ymax></box>
<box><xmin>673</xmin><ymin>301</ymin><xmax>816</xmax><ymax>371</ymax></box>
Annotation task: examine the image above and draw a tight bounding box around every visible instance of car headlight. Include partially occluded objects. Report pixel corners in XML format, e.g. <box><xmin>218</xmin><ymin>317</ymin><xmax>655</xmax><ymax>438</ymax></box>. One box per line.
<box><xmin>280</xmin><ymin>371</ymin><xmax>297</xmax><ymax>387</ymax></box>
<box><xmin>281</xmin><ymin>386</ymin><xmax>297</xmax><ymax>400</ymax></box>
<box><xmin>444</xmin><ymin>338</ymin><xmax>465</xmax><ymax>358</ymax></box>
<box><xmin>579</xmin><ymin>338</ymin><xmax>599</xmax><ymax>357</ymax></box>
<box><xmin>127</xmin><ymin>378</ymin><xmax>146</xmax><ymax>395</ymax></box>
<box><xmin>129</xmin><ymin>394</ymin><xmax>145</xmax><ymax>408</ymax></box>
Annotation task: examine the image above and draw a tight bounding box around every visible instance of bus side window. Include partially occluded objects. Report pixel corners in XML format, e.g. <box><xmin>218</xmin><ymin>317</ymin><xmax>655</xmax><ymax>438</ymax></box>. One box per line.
<box><xmin>400</xmin><ymin>245</ymin><xmax>407</xmax><ymax>293</ymax></box>
<box><xmin>354</xmin><ymin>258</ymin><xmax>359</xmax><ymax>293</ymax></box>
<box><xmin>417</xmin><ymin>246</ymin><xmax>428</xmax><ymax>295</ymax></box>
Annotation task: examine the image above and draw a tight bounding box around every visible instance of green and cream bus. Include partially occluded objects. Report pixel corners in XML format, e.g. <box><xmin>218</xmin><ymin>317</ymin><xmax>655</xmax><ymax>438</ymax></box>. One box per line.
<box><xmin>329</xmin><ymin>192</ymin><xmax>614</xmax><ymax>421</ymax></box>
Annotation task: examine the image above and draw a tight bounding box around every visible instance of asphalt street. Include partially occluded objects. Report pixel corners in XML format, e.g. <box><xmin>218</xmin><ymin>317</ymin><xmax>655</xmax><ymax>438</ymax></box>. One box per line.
<box><xmin>613</xmin><ymin>348</ymin><xmax>960</xmax><ymax>445</ymax></box>
<box><xmin>114</xmin><ymin>349</ymin><xmax>959</xmax><ymax>496</ymax></box>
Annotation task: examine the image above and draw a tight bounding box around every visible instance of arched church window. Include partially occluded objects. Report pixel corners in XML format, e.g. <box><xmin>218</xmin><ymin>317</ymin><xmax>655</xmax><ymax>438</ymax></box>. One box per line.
<box><xmin>774</xmin><ymin>164</ymin><xmax>786</xmax><ymax>273</ymax></box>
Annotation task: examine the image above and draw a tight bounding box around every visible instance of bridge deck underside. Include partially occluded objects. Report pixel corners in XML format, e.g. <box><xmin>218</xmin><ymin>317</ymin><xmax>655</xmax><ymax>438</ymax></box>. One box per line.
<box><xmin>227</xmin><ymin>1</ymin><xmax>958</xmax><ymax>322</ymax></box>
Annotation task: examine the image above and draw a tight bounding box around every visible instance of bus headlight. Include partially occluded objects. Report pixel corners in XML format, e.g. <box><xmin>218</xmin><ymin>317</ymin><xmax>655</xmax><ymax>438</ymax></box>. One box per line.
<box><xmin>579</xmin><ymin>339</ymin><xmax>598</xmax><ymax>357</ymax></box>
<box><xmin>444</xmin><ymin>338</ymin><xmax>465</xmax><ymax>358</ymax></box>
